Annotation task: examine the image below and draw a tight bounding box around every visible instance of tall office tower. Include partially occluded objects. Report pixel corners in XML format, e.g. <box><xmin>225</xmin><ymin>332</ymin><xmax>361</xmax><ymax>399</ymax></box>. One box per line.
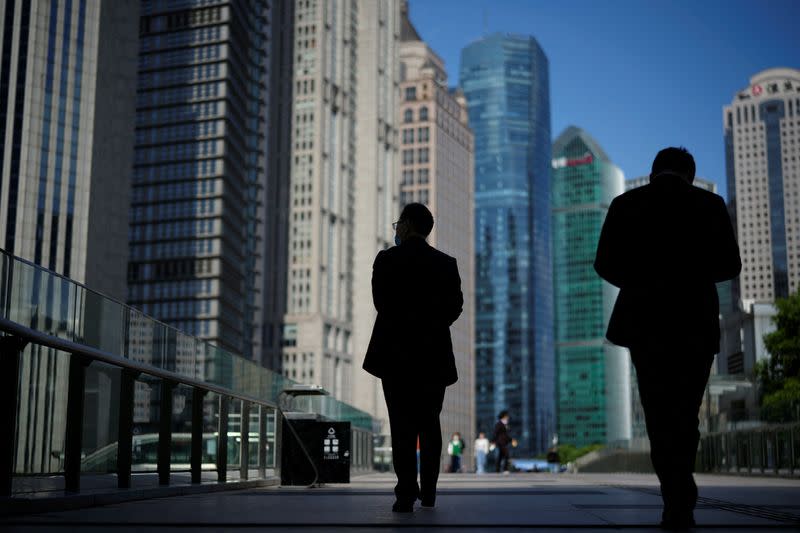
<box><xmin>724</xmin><ymin>68</ymin><xmax>800</xmax><ymax>309</ymax></box>
<box><xmin>349</xmin><ymin>0</ymin><xmax>401</xmax><ymax>420</ymax></box>
<box><xmin>129</xmin><ymin>1</ymin><xmax>270</xmax><ymax>358</ymax></box>
<box><xmin>461</xmin><ymin>34</ymin><xmax>555</xmax><ymax>455</ymax></box>
<box><xmin>552</xmin><ymin>127</ymin><xmax>629</xmax><ymax>447</ymax></box>
<box><xmin>0</xmin><ymin>0</ymin><xmax>138</xmax><ymax>299</ymax></box>
<box><xmin>274</xmin><ymin>0</ymin><xmax>400</xmax><ymax>405</ymax></box>
<box><xmin>0</xmin><ymin>0</ymin><xmax>138</xmax><ymax>474</ymax></box>
<box><xmin>389</xmin><ymin>5</ymin><xmax>476</xmax><ymax>459</ymax></box>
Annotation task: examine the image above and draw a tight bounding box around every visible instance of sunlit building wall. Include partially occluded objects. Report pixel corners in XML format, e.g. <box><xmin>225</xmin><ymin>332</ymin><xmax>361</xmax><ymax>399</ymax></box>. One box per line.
<box><xmin>724</xmin><ymin>67</ymin><xmax>800</xmax><ymax>309</ymax></box>
<box><xmin>395</xmin><ymin>6</ymin><xmax>475</xmax><ymax>466</ymax></box>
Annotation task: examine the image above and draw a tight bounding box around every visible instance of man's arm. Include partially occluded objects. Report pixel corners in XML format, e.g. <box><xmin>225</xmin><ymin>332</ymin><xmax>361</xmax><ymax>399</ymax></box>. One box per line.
<box><xmin>710</xmin><ymin>195</ymin><xmax>742</xmax><ymax>282</ymax></box>
<box><xmin>446</xmin><ymin>257</ymin><xmax>464</xmax><ymax>326</ymax></box>
<box><xmin>372</xmin><ymin>250</ymin><xmax>389</xmax><ymax>314</ymax></box>
<box><xmin>594</xmin><ymin>197</ymin><xmax>626</xmax><ymax>288</ymax></box>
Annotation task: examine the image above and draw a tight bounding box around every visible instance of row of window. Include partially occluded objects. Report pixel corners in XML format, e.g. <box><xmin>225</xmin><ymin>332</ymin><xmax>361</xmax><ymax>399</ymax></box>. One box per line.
<box><xmin>400</xmin><ymin>189</ymin><xmax>429</xmax><ymax>206</ymax></box>
<box><xmin>137</xmin><ymin>101</ymin><xmax>221</xmax><ymax>128</ymax></box>
<box><xmin>136</xmin><ymin>120</ymin><xmax>221</xmax><ymax>146</ymax></box>
<box><xmin>140</xmin><ymin>25</ymin><xmax>222</xmax><ymax>52</ymax></box>
<box><xmin>130</xmin><ymin>238</ymin><xmax>218</xmax><ymax>260</ymax></box>
<box><xmin>139</xmin><ymin>44</ymin><xmax>221</xmax><ymax>70</ymax></box>
<box><xmin>128</xmin><ymin>258</ymin><xmax>216</xmax><ymax>282</ymax></box>
<box><xmin>402</xmin><ymin>148</ymin><xmax>429</xmax><ymax>165</ymax></box>
<box><xmin>141</xmin><ymin>299</ymin><xmax>213</xmax><ymax>320</ymax></box>
<box><xmin>139</xmin><ymin>63</ymin><xmax>221</xmax><ymax>90</ymax></box>
<box><xmin>140</xmin><ymin>6</ymin><xmax>224</xmax><ymax>35</ymax></box>
<box><xmin>137</xmin><ymin>81</ymin><xmax>222</xmax><ymax>108</ymax></box>
<box><xmin>129</xmin><ymin>278</ymin><xmax>215</xmax><ymax>301</ymax></box>
<box><xmin>133</xmin><ymin>178</ymin><xmax>218</xmax><ymax>203</ymax></box>
<box><xmin>402</xmin><ymin>106</ymin><xmax>429</xmax><ymax>123</ymax></box>
<box><xmin>130</xmin><ymin>217</ymin><xmax>217</xmax><ymax>241</ymax></box>
<box><xmin>135</xmin><ymin>139</ymin><xmax>220</xmax><ymax>164</ymax></box>
<box><xmin>131</xmin><ymin>198</ymin><xmax>217</xmax><ymax>221</ymax></box>
<box><xmin>401</xmin><ymin>168</ymin><xmax>429</xmax><ymax>185</ymax></box>
<box><xmin>134</xmin><ymin>159</ymin><xmax>220</xmax><ymax>182</ymax></box>
<box><xmin>402</xmin><ymin>127</ymin><xmax>430</xmax><ymax>144</ymax></box>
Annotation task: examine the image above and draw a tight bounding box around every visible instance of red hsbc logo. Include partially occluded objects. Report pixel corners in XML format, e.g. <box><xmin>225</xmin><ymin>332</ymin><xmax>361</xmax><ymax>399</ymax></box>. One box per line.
<box><xmin>752</xmin><ymin>85</ymin><xmax>763</xmax><ymax>96</ymax></box>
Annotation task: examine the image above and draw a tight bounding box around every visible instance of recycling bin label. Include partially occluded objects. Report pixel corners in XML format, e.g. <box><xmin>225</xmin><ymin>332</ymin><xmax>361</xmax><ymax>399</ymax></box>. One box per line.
<box><xmin>323</xmin><ymin>426</ymin><xmax>340</xmax><ymax>460</ymax></box>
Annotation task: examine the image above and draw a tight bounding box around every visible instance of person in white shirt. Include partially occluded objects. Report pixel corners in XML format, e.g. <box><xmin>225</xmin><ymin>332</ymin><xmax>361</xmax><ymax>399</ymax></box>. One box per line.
<box><xmin>474</xmin><ymin>432</ymin><xmax>490</xmax><ymax>474</ymax></box>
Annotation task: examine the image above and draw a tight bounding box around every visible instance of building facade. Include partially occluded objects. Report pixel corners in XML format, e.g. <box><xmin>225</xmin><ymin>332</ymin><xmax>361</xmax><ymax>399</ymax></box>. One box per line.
<box><xmin>393</xmin><ymin>7</ymin><xmax>476</xmax><ymax>466</ymax></box>
<box><xmin>128</xmin><ymin>0</ymin><xmax>270</xmax><ymax>359</ymax></box>
<box><xmin>0</xmin><ymin>0</ymin><xmax>137</xmax><ymax>299</ymax></box>
<box><xmin>724</xmin><ymin>67</ymin><xmax>800</xmax><ymax>309</ymax></box>
<box><xmin>552</xmin><ymin>126</ymin><xmax>629</xmax><ymax>447</ymax></box>
<box><xmin>460</xmin><ymin>34</ymin><xmax>555</xmax><ymax>455</ymax></box>
<box><xmin>0</xmin><ymin>0</ymin><xmax>138</xmax><ymax>474</ymax></box>
<box><xmin>273</xmin><ymin>0</ymin><xmax>400</xmax><ymax>407</ymax></box>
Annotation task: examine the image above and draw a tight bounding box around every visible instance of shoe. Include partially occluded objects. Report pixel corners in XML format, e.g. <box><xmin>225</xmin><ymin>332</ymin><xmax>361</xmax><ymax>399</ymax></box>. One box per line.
<box><xmin>419</xmin><ymin>496</ymin><xmax>435</xmax><ymax>508</ymax></box>
<box><xmin>392</xmin><ymin>500</ymin><xmax>414</xmax><ymax>513</ymax></box>
<box><xmin>660</xmin><ymin>510</ymin><xmax>695</xmax><ymax>530</ymax></box>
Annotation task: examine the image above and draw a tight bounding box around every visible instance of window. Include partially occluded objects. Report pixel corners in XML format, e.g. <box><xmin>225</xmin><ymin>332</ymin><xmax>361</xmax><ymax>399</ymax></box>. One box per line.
<box><xmin>402</xmin><ymin>170</ymin><xmax>414</xmax><ymax>184</ymax></box>
<box><xmin>402</xmin><ymin>129</ymin><xmax>414</xmax><ymax>144</ymax></box>
<box><xmin>402</xmin><ymin>149</ymin><xmax>414</xmax><ymax>165</ymax></box>
<box><xmin>418</xmin><ymin>148</ymin><xmax>429</xmax><ymax>163</ymax></box>
<box><xmin>403</xmin><ymin>109</ymin><xmax>413</xmax><ymax>123</ymax></box>
<box><xmin>420</xmin><ymin>189</ymin><xmax>429</xmax><ymax>205</ymax></box>
<box><xmin>418</xmin><ymin>168</ymin><xmax>429</xmax><ymax>184</ymax></box>
<box><xmin>418</xmin><ymin>127</ymin><xmax>429</xmax><ymax>142</ymax></box>
<box><xmin>405</xmin><ymin>86</ymin><xmax>417</xmax><ymax>101</ymax></box>
<box><xmin>419</xmin><ymin>106</ymin><xmax>429</xmax><ymax>121</ymax></box>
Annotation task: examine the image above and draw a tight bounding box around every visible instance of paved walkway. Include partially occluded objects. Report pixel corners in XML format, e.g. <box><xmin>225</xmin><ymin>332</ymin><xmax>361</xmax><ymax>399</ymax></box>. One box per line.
<box><xmin>3</xmin><ymin>472</ymin><xmax>800</xmax><ymax>531</ymax></box>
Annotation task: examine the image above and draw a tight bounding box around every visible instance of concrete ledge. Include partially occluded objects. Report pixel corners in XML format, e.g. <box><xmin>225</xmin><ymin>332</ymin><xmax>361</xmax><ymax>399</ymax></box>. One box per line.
<box><xmin>0</xmin><ymin>477</ymin><xmax>280</xmax><ymax>516</ymax></box>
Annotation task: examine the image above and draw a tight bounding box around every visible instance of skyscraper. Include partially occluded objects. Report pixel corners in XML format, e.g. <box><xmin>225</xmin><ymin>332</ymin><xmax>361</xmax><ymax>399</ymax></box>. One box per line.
<box><xmin>551</xmin><ymin>126</ymin><xmax>629</xmax><ymax>447</ymax></box>
<box><xmin>724</xmin><ymin>67</ymin><xmax>800</xmax><ymax>309</ymax></box>
<box><xmin>392</xmin><ymin>5</ymin><xmax>476</xmax><ymax>464</ymax></box>
<box><xmin>0</xmin><ymin>0</ymin><xmax>138</xmax><ymax>300</ymax></box>
<box><xmin>626</xmin><ymin>175</ymin><xmax>717</xmax><ymax>193</ymax></box>
<box><xmin>273</xmin><ymin>0</ymin><xmax>400</xmax><ymax>405</ymax></box>
<box><xmin>461</xmin><ymin>34</ymin><xmax>554</xmax><ymax>455</ymax></box>
<box><xmin>0</xmin><ymin>0</ymin><xmax>138</xmax><ymax>474</ymax></box>
<box><xmin>128</xmin><ymin>1</ymin><xmax>270</xmax><ymax>358</ymax></box>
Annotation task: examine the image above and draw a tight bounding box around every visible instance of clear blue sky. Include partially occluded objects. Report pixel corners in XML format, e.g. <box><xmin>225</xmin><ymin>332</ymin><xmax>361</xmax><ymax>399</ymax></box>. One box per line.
<box><xmin>407</xmin><ymin>0</ymin><xmax>799</xmax><ymax>199</ymax></box>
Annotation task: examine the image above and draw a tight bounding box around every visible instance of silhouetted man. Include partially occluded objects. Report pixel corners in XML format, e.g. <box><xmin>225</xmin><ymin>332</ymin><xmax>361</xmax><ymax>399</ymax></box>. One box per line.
<box><xmin>595</xmin><ymin>147</ymin><xmax>741</xmax><ymax>530</ymax></box>
<box><xmin>363</xmin><ymin>203</ymin><xmax>463</xmax><ymax>513</ymax></box>
<box><xmin>492</xmin><ymin>410</ymin><xmax>514</xmax><ymax>473</ymax></box>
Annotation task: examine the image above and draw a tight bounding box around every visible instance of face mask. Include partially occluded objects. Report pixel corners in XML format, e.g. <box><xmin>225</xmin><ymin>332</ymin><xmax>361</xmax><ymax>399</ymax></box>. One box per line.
<box><xmin>394</xmin><ymin>235</ymin><xmax>402</xmax><ymax>246</ymax></box>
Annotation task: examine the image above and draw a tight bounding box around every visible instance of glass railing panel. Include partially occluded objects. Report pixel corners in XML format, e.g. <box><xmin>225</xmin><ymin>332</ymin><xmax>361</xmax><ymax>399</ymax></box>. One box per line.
<box><xmin>13</xmin><ymin>346</ymin><xmax>71</xmax><ymax>477</ymax></box>
<box><xmin>80</xmin><ymin>362</ymin><xmax>122</xmax><ymax>474</ymax></box>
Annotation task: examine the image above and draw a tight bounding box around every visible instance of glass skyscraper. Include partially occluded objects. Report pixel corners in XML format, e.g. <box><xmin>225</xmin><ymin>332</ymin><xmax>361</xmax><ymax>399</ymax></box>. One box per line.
<box><xmin>460</xmin><ymin>34</ymin><xmax>554</xmax><ymax>455</ymax></box>
<box><xmin>128</xmin><ymin>1</ymin><xmax>270</xmax><ymax>358</ymax></box>
<box><xmin>552</xmin><ymin>126</ymin><xmax>630</xmax><ymax>448</ymax></box>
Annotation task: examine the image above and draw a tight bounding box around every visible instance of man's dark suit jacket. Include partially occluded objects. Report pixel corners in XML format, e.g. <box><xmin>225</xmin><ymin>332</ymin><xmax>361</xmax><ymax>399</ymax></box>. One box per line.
<box><xmin>594</xmin><ymin>176</ymin><xmax>741</xmax><ymax>353</ymax></box>
<box><xmin>363</xmin><ymin>236</ymin><xmax>463</xmax><ymax>386</ymax></box>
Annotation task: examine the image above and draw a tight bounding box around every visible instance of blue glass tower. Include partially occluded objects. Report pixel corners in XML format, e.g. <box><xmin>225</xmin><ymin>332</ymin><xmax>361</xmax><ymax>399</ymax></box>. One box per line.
<box><xmin>460</xmin><ymin>34</ymin><xmax>554</xmax><ymax>455</ymax></box>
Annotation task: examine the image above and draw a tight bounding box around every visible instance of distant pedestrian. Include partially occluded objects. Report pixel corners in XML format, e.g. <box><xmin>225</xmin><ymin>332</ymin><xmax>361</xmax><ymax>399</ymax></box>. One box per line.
<box><xmin>447</xmin><ymin>433</ymin><xmax>464</xmax><ymax>473</ymax></box>
<box><xmin>546</xmin><ymin>447</ymin><xmax>561</xmax><ymax>473</ymax></box>
<box><xmin>595</xmin><ymin>147</ymin><xmax>741</xmax><ymax>530</ymax></box>
<box><xmin>474</xmin><ymin>432</ymin><xmax>489</xmax><ymax>474</ymax></box>
<box><xmin>492</xmin><ymin>411</ymin><xmax>516</xmax><ymax>473</ymax></box>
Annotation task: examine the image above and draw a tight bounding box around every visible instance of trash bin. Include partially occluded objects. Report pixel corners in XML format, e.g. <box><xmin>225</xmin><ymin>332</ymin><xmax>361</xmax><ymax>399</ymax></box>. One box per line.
<box><xmin>280</xmin><ymin>413</ymin><xmax>351</xmax><ymax>485</ymax></box>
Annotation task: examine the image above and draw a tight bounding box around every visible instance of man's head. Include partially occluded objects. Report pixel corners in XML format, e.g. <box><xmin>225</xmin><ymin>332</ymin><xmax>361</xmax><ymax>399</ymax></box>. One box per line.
<box><xmin>498</xmin><ymin>410</ymin><xmax>509</xmax><ymax>422</ymax></box>
<box><xmin>396</xmin><ymin>202</ymin><xmax>434</xmax><ymax>242</ymax></box>
<box><xmin>650</xmin><ymin>146</ymin><xmax>695</xmax><ymax>184</ymax></box>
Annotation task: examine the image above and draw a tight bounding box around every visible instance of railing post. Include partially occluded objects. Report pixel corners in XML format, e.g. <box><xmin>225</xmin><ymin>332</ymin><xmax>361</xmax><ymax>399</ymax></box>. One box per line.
<box><xmin>0</xmin><ymin>336</ymin><xmax>27</xmax><ymax>497</ymax></box>
<box><xmin>773</xmin><ymin>431</ymin><xmax>780</xmax><ymax>475</ymax></box>
<box><xmin>217</xmin><ymin>395</ymin><xmax>229</xmax><ymax>482</ymax></box>
<box><xmin>790</xmin><ymin>426</ymin><xmax>796</xmax><ymax>476</ymax></box>
<box><xmin>65</xmin><ymin>354</ymin><xmax>90</xmax><ymax>493</ymax></box>
<box><xmin>157</xmin><ymin>380</ymin><xmax>175</xmax><ymax>486</ymax></box>
<box><xmin>191</xmin><ymin>387</ymin><xmax>207</xmax><ymax>484</ymax></box>
<box><xmin>117</xmin><ymin>369</ymin><xmax>139</xmax><ymax>489</ymax></box>
<box><xmin>240</xmin><ymin>402</ymin><xmax>250</xmax><ymax>480</ymax></box>
<box><xmin>748</xmin><ymin>432</ymin><xmax>753</xmax><ymax>474</ymax></box>
<box><xmin>258</xmin><ymin>405</ymin><xmax>267</xmax><ymax>479</ymax></box>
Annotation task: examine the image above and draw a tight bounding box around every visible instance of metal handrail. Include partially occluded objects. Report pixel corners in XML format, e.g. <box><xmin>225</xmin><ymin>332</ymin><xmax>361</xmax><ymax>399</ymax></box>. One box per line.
<box><xmin>0</xmin><ymin>316</ymin><xmax>277</xmax><ymax>409</ymax></box>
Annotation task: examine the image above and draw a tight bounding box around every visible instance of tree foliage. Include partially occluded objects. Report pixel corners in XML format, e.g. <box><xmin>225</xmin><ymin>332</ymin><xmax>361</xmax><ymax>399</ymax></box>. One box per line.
<box><xmin>758</xmin><ymin>289</ymin><xmax>800</xmax><ymax>422</ymax></box>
